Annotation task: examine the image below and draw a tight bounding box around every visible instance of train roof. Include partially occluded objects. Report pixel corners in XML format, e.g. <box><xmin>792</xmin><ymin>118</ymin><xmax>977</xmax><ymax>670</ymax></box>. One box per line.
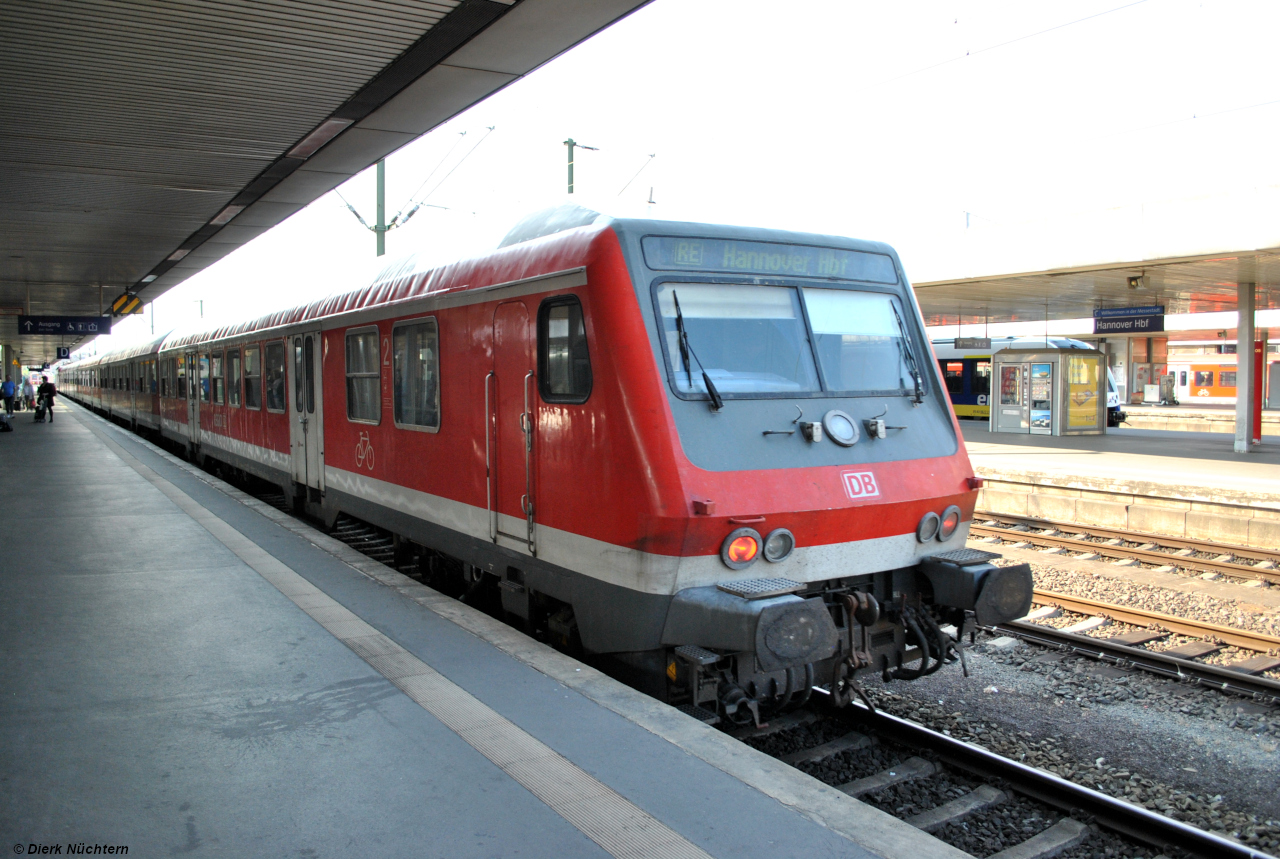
<box><xmin>77</xmin><ymin>209</ymin><xmax>906</xmax><ymax>359</ymax></box>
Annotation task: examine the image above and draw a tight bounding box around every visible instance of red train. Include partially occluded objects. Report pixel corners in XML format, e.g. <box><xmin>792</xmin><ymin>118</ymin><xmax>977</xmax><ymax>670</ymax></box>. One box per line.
<box><xmin>60</xmin><ymin>207</ymin><xmax>1032</xmax><ymax>723</ymax></box>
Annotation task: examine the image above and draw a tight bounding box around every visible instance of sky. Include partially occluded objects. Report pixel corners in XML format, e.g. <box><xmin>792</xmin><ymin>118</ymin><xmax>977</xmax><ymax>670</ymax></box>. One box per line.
<box><xmin>88</xmin><ymin>0</ymin><xmax>1280</xmax><ymax>355</ymax></box>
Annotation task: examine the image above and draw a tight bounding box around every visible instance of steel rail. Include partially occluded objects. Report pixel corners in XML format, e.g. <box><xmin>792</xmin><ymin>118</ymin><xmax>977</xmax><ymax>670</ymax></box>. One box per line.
<box><xmin>972</xmin><ymin>512</ymin><xmax>1280</xmax><ymax>583</ymax></box>
<box><xmin>977</xmin><ymin>512</ymin><xmax>1280</xmax><ymax>565</ymax></box>
<box><xmin>970</xmin><ymin>524</ymin><xmax>1280</xmax><ymax>585</ymax></box>
<box><xmin>1030</xmin><ymin>588</ymin><xmax>1280</xmax><ymax>653</ymax></box>
<box><xmin>822</xmin><ymin>694</ymin><xmax>1272</xmax><ymax>859</ymax></box>
<box><xmin>988</xmin><ymin>620</ymin><xmax>1280</xmax><ymax>705</ymax></box>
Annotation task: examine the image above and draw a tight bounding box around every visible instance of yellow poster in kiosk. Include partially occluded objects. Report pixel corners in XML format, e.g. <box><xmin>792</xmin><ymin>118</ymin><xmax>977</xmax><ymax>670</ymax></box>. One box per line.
<box><xmin>1067</xmin><ymin>355</ymin><xmax>1100</xmax><ymax>429</ymax></box>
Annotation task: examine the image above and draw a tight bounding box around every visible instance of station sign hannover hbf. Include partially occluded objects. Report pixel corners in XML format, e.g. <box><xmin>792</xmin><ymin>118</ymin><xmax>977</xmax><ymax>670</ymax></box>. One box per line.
<box><xmin>1093</xmin><ymin>305</ymin><xmax>1164</xmax><ymax>334</ymax></box>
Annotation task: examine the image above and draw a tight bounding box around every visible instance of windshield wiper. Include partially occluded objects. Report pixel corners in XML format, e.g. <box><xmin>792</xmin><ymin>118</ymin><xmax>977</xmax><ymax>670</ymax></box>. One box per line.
<box><xmin>889</xmin><ymin>301</ymin><xmax>925</xmax><ymax>405</ymax></box>
<box><xmin>671</xmin><ymin>291</ymin><xmax>724</xmax><ymax>411</ymax></box>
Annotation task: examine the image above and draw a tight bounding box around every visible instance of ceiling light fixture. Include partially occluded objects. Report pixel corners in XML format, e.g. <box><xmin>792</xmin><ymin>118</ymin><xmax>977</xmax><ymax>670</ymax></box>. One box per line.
<box><xmin>167</xmin><ymin>249</ymin><xmax>191</xmax><ymax>262</ymax></box>
<box><xmin>141</xmin><ymin>275</ymin><xmax>157</xmax><ymax>283</ymax></box>
<box><xmin>287</xmin><ymin>118</ymin><xmax>354</xmax><ymax>159</ymax></box>
<box><xmin>210</xmin><ymin>205</ymin><xmax>245</xmax><ymax>226</ymax></box>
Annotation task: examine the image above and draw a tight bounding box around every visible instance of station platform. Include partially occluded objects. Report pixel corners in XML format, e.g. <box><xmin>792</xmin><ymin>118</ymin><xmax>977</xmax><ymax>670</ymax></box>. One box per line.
<box><xmin>1119</xmin><ymin>402</ymin><xmax>1280</xmax><ymax>435</ymax></box>
<box><xmin>0</xmin><ymin>401</ymin><xmax>958</xmax><ymax>859</ymax></box>
<box><xmin>962</xmin><ymin>422</ymin><xmax>1280</xmax><ymax>547</ymax></box>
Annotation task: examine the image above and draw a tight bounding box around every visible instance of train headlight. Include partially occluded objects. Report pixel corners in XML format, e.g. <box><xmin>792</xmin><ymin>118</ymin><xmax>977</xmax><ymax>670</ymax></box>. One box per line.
<box><xmin>721</xmin><ymin>528</ymin><xmax>762</xmax><ymax>570</ymax></box>
<box><xmin>938</xmin><ymin>505</ymin><xmax>962</xmax><ymax>541</ymax></box>
<box><xmin>916</xmin><ymin>512</ymin><xmax>941</xmax><ymax>543</ymax></box>
<box><xmin>822</xmin><ymin>409</ymin><xmax>860</xmax><ymax>446</ymax></box>
<box><xmin>762</xmin><ymin>528</ymin><xmax>795</xmax><ymax>563</ymax></box>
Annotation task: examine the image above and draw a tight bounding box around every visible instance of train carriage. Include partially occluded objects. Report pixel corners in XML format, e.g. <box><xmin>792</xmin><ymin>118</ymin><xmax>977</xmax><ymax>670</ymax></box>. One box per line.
<box><xmin>63</xmin><ymin>208</ymin><xmax>1034</xmax><ymax>724</ymax></box>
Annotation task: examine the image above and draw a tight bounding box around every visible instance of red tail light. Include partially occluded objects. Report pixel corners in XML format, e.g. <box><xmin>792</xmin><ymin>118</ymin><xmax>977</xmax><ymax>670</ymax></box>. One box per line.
<box><xmin>727</xmin><ymin>536</ymin><xmax>759</xmax><ymax>563</ymax></box>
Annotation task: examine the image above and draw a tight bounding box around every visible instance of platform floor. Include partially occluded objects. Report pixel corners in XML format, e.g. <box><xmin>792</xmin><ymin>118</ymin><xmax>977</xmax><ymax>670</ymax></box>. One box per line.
<box><xmin>0</xmin><ymin>401</ymin><xmax>953</xmax><ymax>859</ymax></box>
<box><xmin>961</xmin><ymin>421</ymin><xmax>1280</xmax><ymax>505</ymax></box>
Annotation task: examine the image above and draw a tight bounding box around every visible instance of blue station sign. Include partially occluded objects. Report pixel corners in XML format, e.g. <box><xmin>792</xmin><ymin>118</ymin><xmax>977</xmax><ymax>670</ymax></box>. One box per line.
<box><xmin>18</xmin><ymin>315</ymin><xmax>112</xmax><ymax>336</ymax></box>
<box><xmin>1093</xmin><ymin>305</ymin><xmax>1164</xmax><ymax>334</ymax></box>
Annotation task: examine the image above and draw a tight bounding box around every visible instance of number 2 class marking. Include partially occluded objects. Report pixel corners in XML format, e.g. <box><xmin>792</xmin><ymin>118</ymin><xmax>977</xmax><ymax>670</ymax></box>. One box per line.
<box><xmin>383</xmin><ymin>337</ymin><xmax>391</xmax><ymax>366</ymax></box>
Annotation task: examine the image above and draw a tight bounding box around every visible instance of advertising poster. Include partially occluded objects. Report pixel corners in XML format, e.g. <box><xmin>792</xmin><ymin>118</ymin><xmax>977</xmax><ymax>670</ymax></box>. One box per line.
<box><xmin>1068</xmin><ymin>355</ymin><xmax>1100</xmax><ymax>429</ymax></box>
<box><xmin>1029</xmin><ymin>363</ymin><xmax>1052</xmax><ymax>430</ymax></box>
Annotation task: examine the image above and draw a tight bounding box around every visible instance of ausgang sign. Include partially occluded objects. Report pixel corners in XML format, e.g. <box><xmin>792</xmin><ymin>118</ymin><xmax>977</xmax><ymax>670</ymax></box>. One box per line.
<box><xmin>1093</xmin><ymin>305</ymin><xmax>1164</xmax><ymax>334</ymax></box>
<box><xmin>17</xmin><ymin>315</ymin><xmax>112</xmax><ymax>336</ymax></box>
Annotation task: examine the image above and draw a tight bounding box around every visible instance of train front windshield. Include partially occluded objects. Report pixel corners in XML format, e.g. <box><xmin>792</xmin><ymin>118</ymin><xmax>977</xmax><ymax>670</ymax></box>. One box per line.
<box><xmin>656</xmin><ymin>282</ymin><xmax>918</xmax><ymax>397</ymax></box>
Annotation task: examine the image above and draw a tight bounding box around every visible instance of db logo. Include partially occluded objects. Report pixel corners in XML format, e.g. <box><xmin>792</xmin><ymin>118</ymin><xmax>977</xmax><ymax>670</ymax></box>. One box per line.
<box><xmin>841</xmin><ymin>471</ymin><xmax>880</xmax><ymax>500</ymax></box>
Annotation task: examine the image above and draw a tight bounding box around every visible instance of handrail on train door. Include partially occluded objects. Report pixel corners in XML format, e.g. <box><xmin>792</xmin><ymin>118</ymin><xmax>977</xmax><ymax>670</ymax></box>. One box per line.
<box><xmin>485</xmin><ymin>371</ymin><xmax>495</xmax><ymax>543</ymax></box>
<box><xmin>522</xmin><ymin>370</ymin><xmax>536</xmax><ymax>556</ymax></box>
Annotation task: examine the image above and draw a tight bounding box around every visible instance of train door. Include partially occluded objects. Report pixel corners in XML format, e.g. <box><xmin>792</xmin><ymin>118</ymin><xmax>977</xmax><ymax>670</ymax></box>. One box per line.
<box><xmin>1171</xmin><ymin>365</ymin><xmax>1190</xmax><ymax>402</ymax></box>
<box><xmin>128</xmin><ymin>360</ymin><xmax>137</xmax><ymax>420</ymax></box>
<box><xmin>288</xmin><ymin>330</ymin><xmax>325</xmax><ymax>491</ymax></box>
<box><xmin>491</xmin><ymin>301</ymin><xmax>535</xmax><ymax>555</ymax></box>
<box><xmin>995</xmin><ymin>362</ymin><xmax>1030</xmax><ymax>432</ymax></box>
<box><xmin>184</xmin><ymin>352</ymin><xmax>198</xmax><ymax>439</ymax></box>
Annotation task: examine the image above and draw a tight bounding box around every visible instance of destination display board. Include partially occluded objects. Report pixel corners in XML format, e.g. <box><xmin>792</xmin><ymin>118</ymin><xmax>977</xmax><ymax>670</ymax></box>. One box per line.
<box><xmin>1093</xmin><ymin>305</ymin><xmax>1164</xmax><ymax>334</ymax></box>
<box><xmin>954</xmin><ymin>337</ymin><xmax>992</xmax><ymax>349</ymax></box>
<box><xmin>641</xmin><ymin>236</ymin><xmax>898</xmax><ymax>283</ymax></box>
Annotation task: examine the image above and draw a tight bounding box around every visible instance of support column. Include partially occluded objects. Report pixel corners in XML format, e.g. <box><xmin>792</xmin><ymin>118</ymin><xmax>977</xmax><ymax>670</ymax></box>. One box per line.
<box><xmin>1235</xmin><ymin>280</ymin><xmax>1256</xmax><ymax>453</ymax></box>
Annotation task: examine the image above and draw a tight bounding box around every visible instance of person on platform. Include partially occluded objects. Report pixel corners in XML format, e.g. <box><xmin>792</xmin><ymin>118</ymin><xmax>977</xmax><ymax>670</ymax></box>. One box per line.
<box><xmin>21</xmin><ymin>376</ymin><xmax>35</xmax><ymax>411</ymax></box>
<box><xmin>37</xmin><ymin>376</ymin><xmax>56</xmax><ymax>422</ymax></box>
<box><xmin>1</xmin><ymin>377</ymin><xmax>14</xmax><ymax>416</ymax></box>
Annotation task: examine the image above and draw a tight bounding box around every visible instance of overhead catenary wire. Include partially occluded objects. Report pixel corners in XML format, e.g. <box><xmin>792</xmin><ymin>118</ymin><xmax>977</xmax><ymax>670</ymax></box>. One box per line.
<box><xmin>336</xmin><ymin>126</ymin><xmax>496</xmax><ymax>234</ymax></box>
<box><xmin>618</xmin><ymin>153</ymin><xmax>656</xmax><ymax>196</ymax></box>
<box><xmin>393</xmin><ymin>125</ymin><xmax>496</xmax><ymax>229</ymax></box>
<box><xmin>883</xmin><ymin>0</ymin><xmax>1150</xmax><ymax>86</ymax></box>
<box><xmin>396</xmin><ymin>130</ymin><xmax>470</xmax><ymax>215</ymax></box>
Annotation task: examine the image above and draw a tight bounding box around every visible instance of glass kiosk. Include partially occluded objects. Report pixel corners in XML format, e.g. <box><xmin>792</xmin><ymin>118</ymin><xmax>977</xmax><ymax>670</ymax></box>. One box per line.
<box><xmin>991</xmin><ymin>345</ymin><xmax>1107</xmax><ymax>436</ymax></box>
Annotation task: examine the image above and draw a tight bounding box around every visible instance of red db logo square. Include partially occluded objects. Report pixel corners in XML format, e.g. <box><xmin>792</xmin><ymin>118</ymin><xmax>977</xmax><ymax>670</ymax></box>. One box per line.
<box><xmin>841</xmin><ymin>471</ymin><xmax>880</xmax><ymax>500</ymax></box>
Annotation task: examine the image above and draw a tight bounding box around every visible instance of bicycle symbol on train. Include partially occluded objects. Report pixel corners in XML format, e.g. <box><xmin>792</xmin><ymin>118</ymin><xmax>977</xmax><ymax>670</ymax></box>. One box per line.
<box><xmin>355</xmin><ymin>431</ymin><xmax>375</xmax><ymax>471</ymax></box>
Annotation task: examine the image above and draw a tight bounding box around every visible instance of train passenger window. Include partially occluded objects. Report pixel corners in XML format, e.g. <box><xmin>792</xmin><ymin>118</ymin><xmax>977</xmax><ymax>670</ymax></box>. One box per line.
<box><xmin>942</xmin><ymin>361</ymin><xmax>964</xmax><ymax>395</ymax></box>
<box><xmin>538</xmin><ymin>296</ymin><xmax>592</xmax><ymax>403</ymax></box>
<box><xmin>211</xmin><ymin>351</ymin><xmax>224</xmax><ymax>405</ymax></box>
<box><xmin>199</xmin><ymin>354</ymin><xmax>211</xmax><ymax>402</ymax></box>
<box><xmin>392</xmin><ymin>318</ymin><xmax>439</xmax><ymax>431</ymax></box>
<box><xmin>243</xmin><ymin>346</ymin><xmax>261</xmax><ymax>409</ymax></box>
<box><xmin>1220</xmin><ymin>370</ymin><xmax>1237</xmax><ymax>388</ymax></box>
<box><xmin>227</xmin><ymin>349</ymin><xmax>241</xmax><ymax>407</ymax></box>
<box><xmin>974</xmin><ymin>361</ymin><xmax>992</xmax><ymax>396</ymax></box>
<box><xmin>265</xmin><ymin>342</ymin><xmax>286</xmax><ymax>412</ymax></box>
<box><xmin>345</xmin><ymin>328</ymin><xmax>380</xmax><ymax>423</ymax></box>
<box><xmin>177</xmin><ymin>356</ymin><xmax>187</xmax><ymax>399</ymax></box>
<box><xmin>159</xmin><ymin>361</ymin><xmax>167</xmax><ymax>398</ymax></box>
<box><xmin>1194</xmin><ymin>370</ymin><xmax>1214</xmax><ymax>387</ymax></box>
<box><xmin>1179</xmin><ymin>371</ymin><xmax>1187</xmax><ymax>386</ymax></box>
<box><xmin>304</xmin><ymin>336</ymin><xmax>315</xmax><ymax>414</ymax></box>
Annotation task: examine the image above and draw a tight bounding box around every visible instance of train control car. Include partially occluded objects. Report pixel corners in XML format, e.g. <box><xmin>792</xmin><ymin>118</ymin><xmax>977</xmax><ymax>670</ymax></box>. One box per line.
<box><xmin>64</xmin><ymin>207</ymin><xmax>1034</xmax><ymax>725</ymax></box>
<box><xmin>934</xmin><ymin>336</ymin><xmax>1126</xmax><ymax>426</ymax></box>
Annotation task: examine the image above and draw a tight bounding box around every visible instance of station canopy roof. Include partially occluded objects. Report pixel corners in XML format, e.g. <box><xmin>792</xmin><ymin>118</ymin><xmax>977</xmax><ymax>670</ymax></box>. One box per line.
<box><xmin>0</xmin><ymin>0</ymin><xmax>649</xmax><ymax>361</ymax></box>
<box><xmin>911</xmin><ymin>190</ymin><xmax>1280</xmax><ymax>328</ymax></box>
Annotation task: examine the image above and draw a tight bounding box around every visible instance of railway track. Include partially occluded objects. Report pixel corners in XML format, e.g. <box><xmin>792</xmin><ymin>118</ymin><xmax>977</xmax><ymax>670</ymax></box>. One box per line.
<box><xmin>979</xmin><ymin>588</ymin><xmax>1280</xmax><ymax>705</ymax></box>
<box><xmin>970</xmin><ymin>513</ymin><xmax>1280</xmax><ymax>585</ymax></box>
<box><xmin>732</xmin><ymin>694</ymin><xmax>1270</xmax><ymax>859</ymax></box>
